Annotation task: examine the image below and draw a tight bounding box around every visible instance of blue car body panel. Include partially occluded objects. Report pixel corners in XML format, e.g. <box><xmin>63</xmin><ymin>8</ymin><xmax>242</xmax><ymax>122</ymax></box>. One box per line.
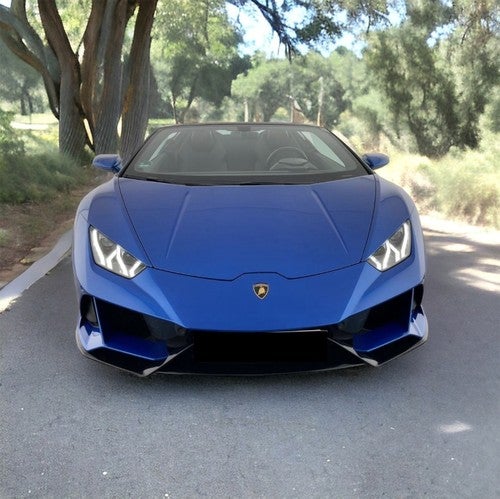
<box><xmin>118</xmin><ymin>175</ymin><xmax>377</xmax><ymax>279</ymax></box>
<box><xmin>73</xmin><ymin>123</ymin><xmax>427</xmax><ymax>375</ymax></box>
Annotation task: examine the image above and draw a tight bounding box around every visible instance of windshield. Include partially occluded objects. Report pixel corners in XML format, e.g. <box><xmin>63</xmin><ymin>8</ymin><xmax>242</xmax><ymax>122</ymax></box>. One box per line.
<box><xmin>122</xmin><ymin>123</ymin><xmax>369</xmax><ymax>185</ymax></box>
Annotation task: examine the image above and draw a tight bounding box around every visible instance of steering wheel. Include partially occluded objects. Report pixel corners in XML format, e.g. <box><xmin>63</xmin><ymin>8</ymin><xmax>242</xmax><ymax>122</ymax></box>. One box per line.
<box><xmin>266</xmin><ymin>147</ymin><xmax>308</xmax><ymax>168</ymax></box>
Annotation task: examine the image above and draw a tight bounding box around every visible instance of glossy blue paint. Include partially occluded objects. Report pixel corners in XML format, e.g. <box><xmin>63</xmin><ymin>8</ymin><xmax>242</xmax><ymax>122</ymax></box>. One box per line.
<box><xmin>92</xmin><ymin>154</ymin><xmax>123</xmax><ymax>173</ymax></box>
<box><xmin>117</xmin><ymin>176</ymin><xmax>376</xmax><ymax>279</ymax></box>
<box><xmin>362</xmin><ymin>152</ymin><xmax>390</xmax><ymax>169</ymax></box>
<box><xmin>78</xmin><ymin>178</ymin><xmax>152</xmax><ymax>266</ymax></box>
<box><xmin>75</xmin><ymin>177</ymin><xmax>425</xmax><ymax>325</ymax></box>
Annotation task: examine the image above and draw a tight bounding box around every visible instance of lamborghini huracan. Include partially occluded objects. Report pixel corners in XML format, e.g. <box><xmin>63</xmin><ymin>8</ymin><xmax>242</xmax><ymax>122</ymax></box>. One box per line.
<box><xmin>73</xmin><ymin>123</ymin><xmax>427</xmax><ymax>375</ymax></box>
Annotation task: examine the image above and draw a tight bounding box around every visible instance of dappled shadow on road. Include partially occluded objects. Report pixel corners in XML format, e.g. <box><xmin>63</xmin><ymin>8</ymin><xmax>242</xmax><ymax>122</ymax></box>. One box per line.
<box><xmin>424</xmin><ymin>229</ymin><xmax>500</xmax><ymax>294</ymax></box>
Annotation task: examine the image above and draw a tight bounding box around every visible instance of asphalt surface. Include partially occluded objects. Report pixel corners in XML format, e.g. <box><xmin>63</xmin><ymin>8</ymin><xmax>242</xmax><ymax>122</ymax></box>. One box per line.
<box><xmin>1</xmin><ymin>229</ymin><xmax>499</xmax><ymax>498</ymax></box>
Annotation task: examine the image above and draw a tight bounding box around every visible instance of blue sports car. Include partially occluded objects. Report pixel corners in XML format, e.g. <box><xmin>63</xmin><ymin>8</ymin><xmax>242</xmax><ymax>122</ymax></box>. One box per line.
<box><xmin>73</xmin><ymin>123</ymin><xmax>427</xmax><ymax>375</ymax></box>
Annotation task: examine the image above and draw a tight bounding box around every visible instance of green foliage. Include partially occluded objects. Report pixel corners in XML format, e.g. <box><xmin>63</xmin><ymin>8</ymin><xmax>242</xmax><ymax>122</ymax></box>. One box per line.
<box><xmin>231</xmin><ymin>48</ymin><xmax>366</xmax><ymax>125</ymax></box>
<box><xmin>228</xmin><ymin>0</ymin><xmax>391</xmax><ymax>52</ymax></box>
<box><xmin>0</xmin><ymin>109</ymin><xmax>82</xmax><ymax>204</ymax></box>
<box><xmin>0</xmin><ymin>109</ymin><xmax>24</xmax><ymax>157</ymax></box>
<box><xmin>0</xmin><ymin>227</ymin><xmax>9</xmax><ymax>246</ymax></box>
<box><xmin>0</xmin><ymin>40</ymin><xmax>46</xmax><ymax>116</ymax></box>
<box><xmin>0</xmin><ymin>149</ymin><xmax>84</xmax><ymax>204</ymax></box>
<box><xmin>426</xmin><ymin>137</ymin><xmax>499</xmax><ymax>227</ymax></box>
<box><xmin>484</xmin><ymin>86</ymin><xmax>500</xmax><ymax>133</ymax></box>
<box><xmin>365</xmin><ymin>1</ymin><xmax>499</xmax><ymax>157</ymax></box>
<box><xmin>232</xmin><ymin>56</ymin><xmax>292</xmax><ymax>121</ymax></box>
<box><xmin>291</xmin><ymin>51</ymin><xmax>346</xmax><ymax>127</ymax></box>
<box><xmin>152</xmin><ymin>0</ymin><xmax>247</xmax><ymax>122</ymax></box>
<box><xmin>56</xmin><ymin>0</ymin><xmax>93</xmax><ymax>52</ymax></box>
<box><xmin>366</xmin><ymin>28</ymin><xmax>460</xmax><ymax>157</ymax></box>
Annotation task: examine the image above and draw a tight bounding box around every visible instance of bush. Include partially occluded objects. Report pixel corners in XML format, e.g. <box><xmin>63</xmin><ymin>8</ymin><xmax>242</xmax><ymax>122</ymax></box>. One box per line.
<box><xmin>0</xmin><ymin>109</ymin><xmax>25</xmax><ymax>157</ymax></box>
<box><xmin>378</xmin><ymin>133</ymin><xmax>500</xmax><ymax>228</ymax></box>
<box><xmin>425</xmin><ymin>137</ymin><xmax>499</xmax><ymax>227</ymax></box>
<box><xmin>0</xmin><ymin>107</ymin><xmax>85</xmax><ymax>203</ymax></box>
<box><xmin>0</xmin><ymin>150</ymin><xmax>84</xmax><ymax>203</ymax></box>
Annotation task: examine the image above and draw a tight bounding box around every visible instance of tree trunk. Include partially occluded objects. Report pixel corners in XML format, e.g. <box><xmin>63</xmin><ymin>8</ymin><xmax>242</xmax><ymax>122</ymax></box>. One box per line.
<box><xmin>38</xmin><ymin>0</ymin><xmax>87</xmax><ymax>161</ymax></box>
<box><xmin>20</xmin><ymin>93</ymin><xmax>27</xmax><ymax>115</ymax></box>
<box><xmin>58</xmin><ymin>73</ymin><xmax>88</xmax><ymax>160</ymax></box>
<box><xmin>93</xmin><ymin>0</ymin><xmax>131</xmax><ymax>154</ymax></box>
<box><xmin>120</xmin><ymin>0</ymin><xmax>158</xmax><ymax>162</ymax></box>
<box><xmin>244</xmin><ymin>99</ymin><xmax>249</xmax><ymax>122</ymax></box>
<box><xmin>171</xmin><ymin>93</ymin><xmax>179</xmax><ymax>123</ymax></box>
<box><xmin>80</xmin><ymin>0</ymin><xmax>107</xmax><ymax>145</ymax></box>
<box><xmin>317</xmin><ymin>76</ymin><xmax>324</xmax><ymax>126</ymax></box>
<box><xmin>178</xmin><ymin>75</ymin><xmax>199</xmax><ymax>124</ymax></box>
<box><xmin>0</xmin><ymin>4</ymin><xmax>60</xmax><ymax>119</ymax></box>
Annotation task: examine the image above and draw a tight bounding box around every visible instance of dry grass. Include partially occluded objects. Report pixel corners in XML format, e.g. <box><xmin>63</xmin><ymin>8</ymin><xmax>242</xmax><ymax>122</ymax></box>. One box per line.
<box><xmin>377</xmin><ymin>133</ymin><xmax>500</xmax><ymax>229</ymax></box>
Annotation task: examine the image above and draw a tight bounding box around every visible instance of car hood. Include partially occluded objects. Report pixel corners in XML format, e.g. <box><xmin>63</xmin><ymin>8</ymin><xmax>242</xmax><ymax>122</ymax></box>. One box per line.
<box><xmin>118</xmin><ymin>176</ymin><xmax>376</xmax><ymax>280</ymax></box>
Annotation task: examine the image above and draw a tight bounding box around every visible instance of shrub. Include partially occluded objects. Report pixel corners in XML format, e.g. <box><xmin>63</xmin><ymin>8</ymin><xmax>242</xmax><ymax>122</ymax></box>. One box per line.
<box><xmin>425</xmin><ymin>138</ymin><xmax>499</xmax><ymax>228</ymax></box>
<box><xmin>0</xmin><ymin>109</ymin><xmax>25</xmax><ymax>157</ymax></box>
<box><xmin>378</xmin><ymin>134</ymin><xmax>500</xmax><ymax>229</ymax></box>
<box><xmin>0</xmin><ymin>107</ymin><xmax>85</xmax><ymax>204</ymax></box>
<box><xmin>0</xmin><ymin>150</ymin><xmax>83</xmax><ymax>203</ymax></box>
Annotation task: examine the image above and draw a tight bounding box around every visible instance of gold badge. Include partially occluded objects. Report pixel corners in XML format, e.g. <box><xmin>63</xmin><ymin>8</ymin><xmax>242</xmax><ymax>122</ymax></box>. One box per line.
<box><xmin>253</xmin><ymin>283</ymin><xmax>269</xmax><ymax>299</ymax></box>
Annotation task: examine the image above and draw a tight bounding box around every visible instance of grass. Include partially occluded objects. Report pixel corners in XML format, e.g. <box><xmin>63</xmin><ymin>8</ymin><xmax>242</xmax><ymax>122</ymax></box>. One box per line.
<box><xmin>0</xmin><ymin>150</ymin><xmax>85</xmax><ymax>203</ymax></box>
<box><xmin>1</xmin><ymin>110</ymin><xmax>84</xmax><ymax>203</ymax></box>
<box><xmin>1</xmin><ymin>115</ymin><xmax>86</xmax><ymax>203</ymax></box>
<box><xmin>376</xmin><ymin>132</ymin><xmax>500</xmax><ymax>229</ymax></box>
<box><xmin>0</xmin><ymin>116</ymin><xmax>100</xmax><ymax>280</ymax></box>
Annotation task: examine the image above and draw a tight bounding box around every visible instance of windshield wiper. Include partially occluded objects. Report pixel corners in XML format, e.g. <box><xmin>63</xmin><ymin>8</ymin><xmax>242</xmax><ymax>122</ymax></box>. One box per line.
<box><xmin>144</xmin><ymin>176</ymin><xmax>164</xmax><ymax>182</ymax></box>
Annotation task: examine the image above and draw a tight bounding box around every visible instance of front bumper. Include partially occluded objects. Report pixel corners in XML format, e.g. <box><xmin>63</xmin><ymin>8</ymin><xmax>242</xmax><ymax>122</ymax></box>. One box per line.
<box><xmin>76</xmin><ymin>284</ymin><xmax>427</xmax><ymax>376</ymax></box>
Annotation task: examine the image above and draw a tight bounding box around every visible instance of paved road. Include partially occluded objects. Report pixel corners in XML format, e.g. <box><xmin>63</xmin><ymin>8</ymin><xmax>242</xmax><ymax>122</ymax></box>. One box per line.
<box><xmin>1</xmin><ymin>229</ymin><xmax>499</xmax><ymax>498</ymax></box>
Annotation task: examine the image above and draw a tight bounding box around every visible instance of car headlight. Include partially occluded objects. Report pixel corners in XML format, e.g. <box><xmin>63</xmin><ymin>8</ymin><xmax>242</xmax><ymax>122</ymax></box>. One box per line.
<box><xmin>90</xmin><ymin>227</ymin><xmax>146</xmax><ymax>278</ymax></box>
<box><xmin>367</xmin><ymin>221</ymin><xmax>411</xmax><ymax>271</ymax></box>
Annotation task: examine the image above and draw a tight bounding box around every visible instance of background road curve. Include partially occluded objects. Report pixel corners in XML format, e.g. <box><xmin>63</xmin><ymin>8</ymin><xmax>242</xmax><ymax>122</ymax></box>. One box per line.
<box><xmin>1</xmin><ymin>229</ymin><xmax>499</xmax><ymax>498</ymax></box>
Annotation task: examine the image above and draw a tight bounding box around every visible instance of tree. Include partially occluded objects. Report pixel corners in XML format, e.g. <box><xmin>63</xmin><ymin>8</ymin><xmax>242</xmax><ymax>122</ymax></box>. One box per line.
<box><xmin>291</xmin><ymin>51</ymin><xmax>348</xmax><ymax>127</ymax></box>
<box><xmin>152</xmin><ymin>0</ymin><xmax>248</xmax><ymax>123</ymax></box>
<box><xmin>0</xmin><ymin>0</ymin><xmax>157</xmax><ymax>161</ymax></box>
<box><xmin>232</xmin><ymin>55</ymin><xmax>291</xmax><ymax>121</ymax></box>
<box><xmin>365</xmin><ymin>1</ymin><xmax>499</xmax><ymax>157</ymax></box>
<box><xmin>227</xmin><ymin>0</ymin><xmax>391</xmax><ymax>54</ymax></box>
<box><xmin>0</xmin><ymin>39</ymin><xmax>45</xmax><ymax>116</ymax></box>
<box><xmin>0</xmin><ymin>107</ymin><xmax>25</xmax><ymax>158</ymax></box>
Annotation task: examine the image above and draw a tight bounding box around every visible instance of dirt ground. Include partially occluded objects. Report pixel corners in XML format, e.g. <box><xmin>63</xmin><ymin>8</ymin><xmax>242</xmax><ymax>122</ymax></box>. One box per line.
<box><xmin>0</xmin><ymin>176</ymin><xmax>105</xmax><ymax>289</ymax></box>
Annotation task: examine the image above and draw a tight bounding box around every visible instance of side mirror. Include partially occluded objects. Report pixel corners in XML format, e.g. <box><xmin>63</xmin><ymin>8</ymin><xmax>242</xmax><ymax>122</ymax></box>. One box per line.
<box><xmin>92</xmin><ymin>154</ymin><xmax>123</xmax><ymax>173</ymax></box>
<box><xmin>362</xmin><ymin>153</ymin><xmax>389</xmax><ymax>170</ymax></box>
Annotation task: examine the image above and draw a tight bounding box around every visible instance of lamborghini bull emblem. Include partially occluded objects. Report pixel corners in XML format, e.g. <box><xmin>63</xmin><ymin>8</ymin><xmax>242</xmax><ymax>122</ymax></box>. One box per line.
<box><xmin>253</xmin><ymin>283</ymin><xmax>269</xmax><ymax>299</ymax></box>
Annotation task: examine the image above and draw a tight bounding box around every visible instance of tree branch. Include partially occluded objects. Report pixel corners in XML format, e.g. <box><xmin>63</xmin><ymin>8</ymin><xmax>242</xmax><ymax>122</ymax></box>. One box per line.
<box><xmin>0</xmin><ymin>5</ymin><xmax>60</xmax><ymax>117</ymax></box>
<box><xmin>248</xmin><ymin>0</ymin><xmax>295</xmax><ymax>56</ymax></box>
